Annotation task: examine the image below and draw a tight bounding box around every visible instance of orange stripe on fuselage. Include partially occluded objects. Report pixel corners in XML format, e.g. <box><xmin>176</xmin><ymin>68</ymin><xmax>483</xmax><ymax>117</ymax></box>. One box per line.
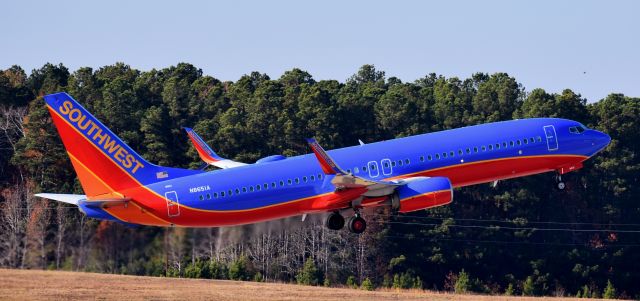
<box><xmin>385</xmin><ymin>154</ymin><xmax>588</xmax><ymax>187</ymax></box>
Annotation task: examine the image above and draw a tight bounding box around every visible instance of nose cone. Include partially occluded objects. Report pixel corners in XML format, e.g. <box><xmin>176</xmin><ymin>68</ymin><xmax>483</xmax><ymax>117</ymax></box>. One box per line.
<box><xmin>591</xmin><ymin>130</ymin><xmax>611</xmax><ymax>152</ymax></box>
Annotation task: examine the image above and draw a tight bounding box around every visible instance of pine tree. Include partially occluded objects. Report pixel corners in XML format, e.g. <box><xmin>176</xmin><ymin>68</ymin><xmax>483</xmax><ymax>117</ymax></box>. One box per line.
<box><xmin>603</xmin><ymin>280</ymin><xmax>617</xmax><ymax>299</ymax></box>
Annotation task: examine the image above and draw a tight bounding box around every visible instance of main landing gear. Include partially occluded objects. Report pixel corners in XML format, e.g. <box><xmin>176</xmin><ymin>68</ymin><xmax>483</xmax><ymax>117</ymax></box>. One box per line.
<box><xmin>347</xmin><ymin>215</ymin><xmax>367</xmax><ymax>234</ymax></box>
<box><xmin>325</xmin><ymin>211</ymin><xmax>367</xmax><ymax>234</ymax></box>
<box><xmin>325</xmin><ymin>212</ymin><xmax>345</xmax><ymax>230</ymax></box>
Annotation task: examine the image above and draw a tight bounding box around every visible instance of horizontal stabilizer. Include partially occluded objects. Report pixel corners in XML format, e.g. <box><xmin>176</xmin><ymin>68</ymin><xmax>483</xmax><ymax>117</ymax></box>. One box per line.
<box><xmin>184</xmin><ymin>127</ymin><xmax>247</xmax><ymax>169</ymax></box>
<box><xmin>35</xmin><ymin>193</ymin><xmax>86</xmax><ymax>205</ymax></box>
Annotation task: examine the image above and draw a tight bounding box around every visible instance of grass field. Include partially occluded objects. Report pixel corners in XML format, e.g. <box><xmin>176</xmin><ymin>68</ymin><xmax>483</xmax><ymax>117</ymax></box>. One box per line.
<box><xmin>0</xmin><ymin>269</ymin><xmax>602</xmax><ymax>301</ymax></box>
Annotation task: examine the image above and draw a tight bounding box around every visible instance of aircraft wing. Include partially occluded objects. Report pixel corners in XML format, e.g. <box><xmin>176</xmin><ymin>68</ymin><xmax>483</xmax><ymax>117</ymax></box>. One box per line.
<box><xmin>184</xmin><ymin>127</ymin><xmax>247</xmax><ymax>169</ymax></box>
<box><xmin>306</xmin><ymin>138</ymin><xmax>404</xmax><ymax>198</ymax></box>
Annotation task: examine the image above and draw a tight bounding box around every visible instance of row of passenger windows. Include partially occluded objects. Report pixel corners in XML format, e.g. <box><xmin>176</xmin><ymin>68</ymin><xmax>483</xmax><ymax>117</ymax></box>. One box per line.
<box><xmin>415</xmin><ymin>136</ymin><xmax>543</xmax><ymax>162</ymax></box>
<box><xmin>197</xmin><ymin>173</ymin><xmax>324</xmax><ymax>200</ymax></box>
<box><xmin>197</xmin><ymin>136</ymin><xmax>544</xmax><ymax>201</ymax></box>
<box><xmin>342</xmin><ymin>136</ymin><xmax>544</xmax><ymax>175</ymax></box>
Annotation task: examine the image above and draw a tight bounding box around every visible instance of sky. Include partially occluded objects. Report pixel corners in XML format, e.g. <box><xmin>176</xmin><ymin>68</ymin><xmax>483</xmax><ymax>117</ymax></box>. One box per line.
<box><xmin>2</xmin><ymin>0</ymin><xmax>638</xmax><ymax>102</ymax></box>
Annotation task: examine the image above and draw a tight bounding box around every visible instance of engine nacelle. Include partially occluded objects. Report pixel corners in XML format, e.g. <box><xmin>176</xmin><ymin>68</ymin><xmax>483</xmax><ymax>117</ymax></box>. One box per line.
<box><xmin>393</xmin><ymin>177</ymin><xmax>453</xmax><ymax>213</ymax></box>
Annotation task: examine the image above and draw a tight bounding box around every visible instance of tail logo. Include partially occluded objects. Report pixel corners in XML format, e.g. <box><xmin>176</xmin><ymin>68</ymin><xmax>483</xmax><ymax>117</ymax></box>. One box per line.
<box><xmin>58</xmin><ymin>100</ymin><xmax>145</xmax><ymax>174</ymax></box>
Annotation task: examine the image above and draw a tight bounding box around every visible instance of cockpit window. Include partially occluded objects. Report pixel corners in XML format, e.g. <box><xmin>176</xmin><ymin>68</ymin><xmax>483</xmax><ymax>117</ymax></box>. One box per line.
<box><xmin>569</xmin><ymin>125</ymin><xmax>586</xmax><ymax>134</ymax></box>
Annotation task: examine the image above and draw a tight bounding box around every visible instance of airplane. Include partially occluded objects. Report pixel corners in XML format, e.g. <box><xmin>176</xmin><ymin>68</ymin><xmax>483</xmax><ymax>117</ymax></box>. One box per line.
<box><xmin>36</xmin><ymin>92</ymin><xmax>611</xmax><ymax>233</ymax></box>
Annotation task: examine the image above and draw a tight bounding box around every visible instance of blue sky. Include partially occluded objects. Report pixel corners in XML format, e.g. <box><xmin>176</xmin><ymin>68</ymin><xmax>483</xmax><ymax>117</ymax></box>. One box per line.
<box><xmin>2</xmin><ymin>0</ymin><xmax>638</xmax><ymax>101</ymax></box>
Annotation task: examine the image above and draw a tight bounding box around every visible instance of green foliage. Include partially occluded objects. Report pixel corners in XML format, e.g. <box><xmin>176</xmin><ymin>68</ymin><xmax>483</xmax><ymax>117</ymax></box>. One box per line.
<box><xmin>323</xmin><ymin>277</ymin><xmax>331</xmax><ymax>287</ymax></box>
<box><xmin>296</xmin><ymin>258</ymin><xmax>319</xmax><ymax>286</ymax></box>
<box><xmin>505</xmin><ymin>283</ymin><xmax>514</xmax><ymax>296</ymax></box>
<box><xmin>346</xmin><ymin>275</ymin><xmax>357</xmax><ymax>288</ymax></box>
<box><xmin>360</xmin><ymin>277</ymin><xmax>374</xmax><ymax>291</ymax></box>
<box><xmin>522</xmin><ymin>276</ymin><xmax>535</xmax><ymax>296</ymax></box>
<box><xmin>603</xmin><ymin>280</ymin><xmax>616</xmax><ymax>299</ymax></box>
<box><xmin>454</xmin><ymin>270</ymin><xmax>470</xmax><ymax>294</ymax></box>
<box><xmin>228</xmin><ymin>255</ymin><xmax>250</xmax><ymax>281</ymax></box>
<box><xmin>253</xmin><ymin>272</ymin><xmax>264</xmax><ymax>282</ymax></box>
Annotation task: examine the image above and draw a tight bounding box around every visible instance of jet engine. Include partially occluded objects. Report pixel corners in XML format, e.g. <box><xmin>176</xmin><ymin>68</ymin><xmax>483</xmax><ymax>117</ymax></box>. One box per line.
<box><xmin>391</xmin><ymin>177</ymin><xmax>453</xmax><ymax>213</ymax></box>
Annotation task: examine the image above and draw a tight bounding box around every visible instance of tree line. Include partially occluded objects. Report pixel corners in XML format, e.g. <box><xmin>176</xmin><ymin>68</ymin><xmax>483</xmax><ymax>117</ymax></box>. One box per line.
<box><xmin>0</xmin><ymin>62</ymin><xmax>638</xmax><ymax>298</ymax></box>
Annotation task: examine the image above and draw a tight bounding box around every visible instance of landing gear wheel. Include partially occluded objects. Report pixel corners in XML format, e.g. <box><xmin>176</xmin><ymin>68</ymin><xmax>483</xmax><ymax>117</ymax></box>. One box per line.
<box><xmin>557</xmin><ymin>181</ymin><xmax>566</xmax><ymax>190</ymax></box>
<box><xmin>325</xmin><ymin>212</ymin><xmax>345</xmax><ymax>230</ymax></box>
<box><xmin>348</xmin><ymin>216</ymin><xmax>367</xmax><ymax>234</ymax></box>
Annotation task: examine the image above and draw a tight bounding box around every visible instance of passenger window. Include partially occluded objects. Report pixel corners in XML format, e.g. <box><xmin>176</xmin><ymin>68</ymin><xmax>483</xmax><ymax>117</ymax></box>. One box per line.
<box><xmin>488</xmin><ymin>144</ymin><xmax>493</xmax><ymax>150</ymax></box>
<box><xmin>442</xmin><ymin>152</ymin><xmax>447</xmax><ymax>158</ymax></box>
<box><xmin>242</xmin><ymin>187</ymin><xmax>247</xmax><ymax>193</ymax></box>
<box><xmin>309</xmin><ymin>176</ymin><xmax>314</xmax><ymax>182</ymax></box>
<box><xmin>524</xmin><ymin>138</ymin><xmax>528</xmax><ymax>144</ymax></box>
<box><xmin>256</xmin><ymin>185</ymin><xmax>261</xmax><ymax>191</ymax></box>
<box><xmin>435</xmin><ymin>153</ymin><xmax>440</xmax><ymax>159</ymax></box>
<box><xmin>517</xmin><ymin>140</ymin><xmax>522</xmax><ymax>146</ymax></box>
<box><xmin>280</xmin><ymin>180</ymin><xmax>285</xmax><ymax>186</ymax></box>
<box><xmin>363</xmin><ymin>166</ymin><xmax>368</xmax><ymax>171</ymax></box>
<box><xmin>449</xmin><ymin>151</ymin><xmax>454</xmax><ymax>157</ymax></box>
<box><xmin>391</xmin><ymin>161</ymin><xmax>396</xmax><ymax>167</ymax></box>
<box><xmin>529</xmin><ymin>137</ymin><xmax>535</xmax><ymax>143</ymax></box>
<box><xmin>271</xmin><ymin>182</ymin><xmax>276</xmax><ymax>188</ymax></box>
<box><xmin>466</xmin><ymin>148</ymin><xmax>471</xmax><ymax>154</ymax></box>
<box><xmin>303</xmin><ymin>176</ymin><xmax>307</xmax><ymax>182</ymax></box>
<box><xmin>510</xmin><ymin>141</ymin><xmax>515</xmax><ymax>147</ymax></box>
<box><xmin>235</xmin><ymin>188</ymin><xmax>240</xmax><ymax>194</ymax></box>
<box><xmin>354</xmin><ymin>167</ymin><xmax>359</xmax><ymax>173</ymax></box>
<box><xmin>371</xmin><ymin>165</ymin><xmax>376</xmax><ymax>170</ymax></box>
<box><xmin>503</xmin><ymin>142</ymin><xmax>507</xmax><ymax>148</ymax></box>
<box><xmin>318</xmin><ymin>174</ymin><xmax>322</xmax><ymax>180</ymax></box>
<box><xmin>228</xmin><ymin>190</ymin><xmax>232</xmax><ymax>196</ymax></box>
<box><xmin>458</xmin><ymin>149</ymin><xmax>463</xmax><ymax>155</ymax></box>
<box><xmin>295</xmin><ymin>178</ymin><xmax>300</xmax><ymax>184</ymax></box>
<box><xmin>383</xmin><ymin>161</ymin><xmax>389</xmax><ymax>168</ymax></box>
<box><xmin>419</xmin><ymin>156</ymin><xmax>424</xmax><ymax>162</ymax></box>
<box><xmin>206</xmin><ymin>193</ymin><xmax>211</xmax><ymax>200</ymax></box>
<box><xmin>481</xmin><ymin>146</ymin><xmax>486</xmax><ymax>151</ymax></box>
<box><xmin>214</xmin><ymin>192</ymin><xmax>218</xmax><ymax>198</ymax></box>
<box><xmin>405</xmin><ymin>159</ymin><xmax>410</xmax><ymax>164</ymax></box>
<box><xmin>263</xmin><ymin>183</ymin><xmax>268</xmax><ymax>189</ymax></box>
<box><xmin>287</xmin><ymin>179</ymin><xmax>292</xmax><ymax>185</ymax></box>
<box><xmin>495</xmin><ymin>143</ymin><xmax>500</xmax><ymax>149</ymax></box>
<box><xmin>199</xmin><ymin>195</ymin><xmax>204</xmax><ymax>201</ymax></box>
<box><xmin>250</xmin><ymin>186</ymin><xmax>254</xmax><ymax>192</ymax></box>
<box><xmin>221</xmin><ymin>191</ymin><xmax>225</xmax><ymax>197</ymax></box>
<box><xmin>537</xmin><ymin>136</ymin><xmax>542</xmax><ymax>142</ymax></box>
<box><xmin>428</xmin><ymin>155</ymin><xmax>433</xmax><ymax>160</ymax></box>
<box><xmin>474</xmin><ymin>147</ymin><xmax>478</xmax><ymax>153</ymax></box>
<box><xmin>398</xmin><ymin>160</ymin><xmax>403</xmax><ymax>166</ymax></box>
<box><xmin>347</xmin><ymin>169</ymin><xmax>352</xmax><ymax>174</ymax></box>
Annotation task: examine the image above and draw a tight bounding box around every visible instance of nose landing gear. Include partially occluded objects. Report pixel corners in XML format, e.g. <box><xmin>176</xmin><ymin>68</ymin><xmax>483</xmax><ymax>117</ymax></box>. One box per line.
<box><xmin>555</xmin><ymin>174</ymin><xmax>566</xmax><ymax>190</ymax></box>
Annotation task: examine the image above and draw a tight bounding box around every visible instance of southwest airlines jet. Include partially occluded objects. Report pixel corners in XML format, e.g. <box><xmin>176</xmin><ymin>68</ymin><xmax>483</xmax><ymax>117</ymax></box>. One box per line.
<box><xmin>36</xmin><ymin>92</ymin><xmax>611</xmax><ymax>233</ymax></box>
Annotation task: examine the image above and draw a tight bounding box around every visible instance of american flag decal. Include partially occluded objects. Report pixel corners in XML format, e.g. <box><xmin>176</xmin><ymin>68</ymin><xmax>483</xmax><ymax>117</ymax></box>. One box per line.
<box><xmin>156</xmin><ymin>171</ymin><xmax>168</xmax><ymax>179</ymax></box>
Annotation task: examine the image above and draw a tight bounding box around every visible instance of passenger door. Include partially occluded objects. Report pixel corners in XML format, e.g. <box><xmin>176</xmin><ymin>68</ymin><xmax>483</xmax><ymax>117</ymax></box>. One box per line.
<box><xmin>165</xmin><ymin>191</ymin><xmax>180</xmax><ymax>217</ymax></box>
<box><xmin>543</xmin><ymin>125</ymin><xmax>558</xmax><ymax>151</ymax></box>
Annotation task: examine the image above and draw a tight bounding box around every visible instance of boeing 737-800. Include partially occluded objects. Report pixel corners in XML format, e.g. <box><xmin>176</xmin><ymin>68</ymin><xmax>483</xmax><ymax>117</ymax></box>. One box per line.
<box><xmin>36</xmin><ymin>92</ymin><xmax>611</xmax><ymax>233</ymax></box>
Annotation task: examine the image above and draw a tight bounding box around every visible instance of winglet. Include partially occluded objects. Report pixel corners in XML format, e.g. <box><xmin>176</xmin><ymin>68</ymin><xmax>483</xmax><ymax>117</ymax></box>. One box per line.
<box><xmin>184</xmin><ymin>128</ymin><xmax>247</xmax><ymax>169</ymax></box>
<box><xmin>306</xmin><ymin>138</ymin><xmax>346</xmax><ymax>175</ymax></box>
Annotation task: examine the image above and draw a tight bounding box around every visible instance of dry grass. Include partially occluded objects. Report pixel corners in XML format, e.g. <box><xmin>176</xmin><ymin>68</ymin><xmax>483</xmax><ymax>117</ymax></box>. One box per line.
<box><xmin>0</xmin><ymin>269</ymin><xmax>602</xmax><ymax>301</ymax></box>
